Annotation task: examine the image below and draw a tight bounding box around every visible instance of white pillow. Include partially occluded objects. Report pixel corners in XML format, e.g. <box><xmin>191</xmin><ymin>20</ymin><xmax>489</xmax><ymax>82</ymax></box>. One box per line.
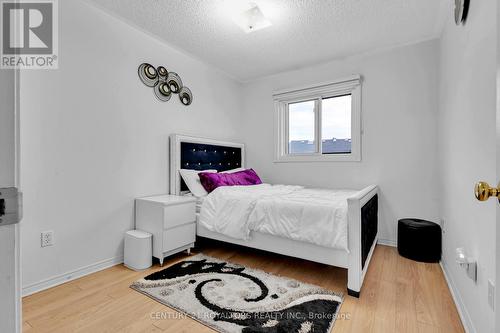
<box><xmin>179</xmin><ymin>169</ymin><xmax>217</xmax><ymax>197</ymax></box>
<box><xmin>220</xmin><ymin>167</ymin><xmax>246</xmax><ymax>174</ymax></box>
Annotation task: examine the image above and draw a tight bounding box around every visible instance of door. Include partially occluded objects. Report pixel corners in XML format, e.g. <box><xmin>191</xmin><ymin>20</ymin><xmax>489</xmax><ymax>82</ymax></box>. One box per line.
<box><xmin>0</xmin><ymin>69</ymin><xmax>21</xmax><ymax>332</ymax></box>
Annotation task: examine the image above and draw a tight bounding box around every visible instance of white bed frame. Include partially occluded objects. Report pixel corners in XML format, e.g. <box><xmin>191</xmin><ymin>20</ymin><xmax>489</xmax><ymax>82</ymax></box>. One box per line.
<box><xmin>170</xmin><ymin>134</ymin><xmax>378</xmax><ymax>297</ymax></box>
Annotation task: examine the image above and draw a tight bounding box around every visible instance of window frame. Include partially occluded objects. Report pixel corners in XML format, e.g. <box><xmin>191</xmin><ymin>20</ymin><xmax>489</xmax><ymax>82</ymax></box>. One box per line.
<box><xmin>273</xmin><ymin>75</ymin><xmax>362</xmax><ymax>162</ymax></box>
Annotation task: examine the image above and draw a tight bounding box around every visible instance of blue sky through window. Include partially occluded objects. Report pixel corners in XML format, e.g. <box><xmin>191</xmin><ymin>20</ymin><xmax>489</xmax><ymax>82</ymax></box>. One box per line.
<box><xmin>322</xmin><ymin>95</ymin><xmax>351</xmax><ymax>140</ymax></box>
<box><xmin>288</xmin><ymin>100</ymin><xmax>315</xmax><ymax>141</ymax></box>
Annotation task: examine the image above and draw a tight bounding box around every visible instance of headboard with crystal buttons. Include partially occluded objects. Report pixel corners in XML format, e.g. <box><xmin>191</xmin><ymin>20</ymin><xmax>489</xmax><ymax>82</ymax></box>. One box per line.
<box><xmin>169</xmin><ymin>134</ymin><xmax>245</xmax><ymax>195</ymax></box>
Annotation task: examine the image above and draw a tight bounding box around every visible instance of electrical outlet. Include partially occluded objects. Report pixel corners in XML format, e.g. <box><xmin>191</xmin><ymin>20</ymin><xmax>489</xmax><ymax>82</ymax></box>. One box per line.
<box><xmin>488</xmin><ymin>280</ymin><xmax>495</xmax><ymax>310</ymax></box>
<box><xmin>41</xmin><ymin>231</ymin><xmax>54</xmax><ymax>247</ymax></box>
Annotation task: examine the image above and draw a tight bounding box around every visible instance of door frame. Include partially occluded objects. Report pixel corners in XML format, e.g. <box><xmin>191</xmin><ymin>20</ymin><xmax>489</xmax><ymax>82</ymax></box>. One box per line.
<box><xmin>12</xmin><ymin>68</ymin><xmax>21</xmax><ymax>333</ymax></box>
<box><xmin>0</xmin><ymin>66</ymin><xmax>22</xmax><ymax>332</ymax></box>
<box><xmin>496</xmin><ymin>0</ymin><xmax>500</xmax><ymax>327</ymax></box>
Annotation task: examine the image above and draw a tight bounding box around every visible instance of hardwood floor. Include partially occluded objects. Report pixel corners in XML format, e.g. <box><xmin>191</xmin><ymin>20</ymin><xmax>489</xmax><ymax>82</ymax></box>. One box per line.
<box><xmin>22</xmin><ymin>242</ymin><xmax>464</xmax><ymax>333</ymax></box>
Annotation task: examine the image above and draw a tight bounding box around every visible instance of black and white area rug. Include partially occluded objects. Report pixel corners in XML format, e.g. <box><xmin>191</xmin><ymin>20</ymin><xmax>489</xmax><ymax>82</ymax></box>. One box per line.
<box><xmin>131</xmin><ymin>254</ymin><xmax>344</xmax><ymax>333</ymax></box>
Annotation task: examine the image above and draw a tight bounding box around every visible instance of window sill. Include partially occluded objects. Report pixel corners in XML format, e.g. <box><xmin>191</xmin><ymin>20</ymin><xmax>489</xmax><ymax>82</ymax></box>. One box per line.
<box><xmin>274</xmin><ymin>153</ymin><xmax>361</xmax><ymax>163</ymax></box>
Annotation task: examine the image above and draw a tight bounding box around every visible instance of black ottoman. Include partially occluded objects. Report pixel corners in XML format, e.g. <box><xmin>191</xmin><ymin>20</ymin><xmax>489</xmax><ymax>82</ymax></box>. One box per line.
<box><xmin>397</xmin><ymin>218</ymin><xmax>441</xmax><ymax>263</ymax></box>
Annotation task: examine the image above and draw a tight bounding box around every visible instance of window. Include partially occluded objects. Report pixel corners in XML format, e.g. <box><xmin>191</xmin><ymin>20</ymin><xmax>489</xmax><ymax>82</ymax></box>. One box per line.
<box><xmin>274</xmin><ymin>76</ymin><xmax>361</xmax><ymax>162</ymax></box>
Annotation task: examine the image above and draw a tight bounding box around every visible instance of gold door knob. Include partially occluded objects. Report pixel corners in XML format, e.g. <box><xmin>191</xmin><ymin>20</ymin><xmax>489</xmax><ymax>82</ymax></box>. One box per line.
<box><xmin>474</xmin><ymin>181</ymin><xmax>500</xmax><ymax>201</ymax></box>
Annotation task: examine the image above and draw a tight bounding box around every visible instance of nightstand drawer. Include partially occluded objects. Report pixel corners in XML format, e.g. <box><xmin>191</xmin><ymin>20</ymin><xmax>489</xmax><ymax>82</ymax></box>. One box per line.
<box><xmin>164</xmin><ymin>202</ymin><xmax>196</xmax><ymax>229</ymax></box>
<box><xmin>163</xmin><ymin>223</ymin><xmax>196</xmax><ymax>251</ymax></box>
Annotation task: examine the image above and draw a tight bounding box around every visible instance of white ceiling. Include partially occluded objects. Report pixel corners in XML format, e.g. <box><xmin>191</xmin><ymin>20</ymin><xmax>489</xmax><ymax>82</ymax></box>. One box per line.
<box><xmin>88</xmin><ymin>0</ymin><xmax>447</xmax><ymax>81</ymax></box>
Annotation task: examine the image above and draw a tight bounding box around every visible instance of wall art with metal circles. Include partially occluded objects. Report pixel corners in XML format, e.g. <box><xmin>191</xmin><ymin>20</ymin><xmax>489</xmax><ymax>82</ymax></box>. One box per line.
<box><xmin>138</xmin><ymin>63</ymin><xmax>193</xmax><ymax>106</ymax></box>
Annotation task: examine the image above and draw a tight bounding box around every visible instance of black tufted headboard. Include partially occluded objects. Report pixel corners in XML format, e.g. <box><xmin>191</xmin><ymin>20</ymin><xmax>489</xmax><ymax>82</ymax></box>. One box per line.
<box><xmin>180</xmin><ymin>142</ymin><xmax>242</xmax><ymax>172</ymax></box>
<box><xmin>170</xmin><ymin>134</ymin><xmax>245</xmax><ymax>195</ymax></box>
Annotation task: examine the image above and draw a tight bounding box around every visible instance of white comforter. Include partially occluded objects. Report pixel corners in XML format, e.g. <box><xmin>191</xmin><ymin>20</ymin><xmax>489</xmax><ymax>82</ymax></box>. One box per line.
<box><xmin>198</xmin><ymin>184</ymin><xmax>357</xmax><ymax>251</ymax></box>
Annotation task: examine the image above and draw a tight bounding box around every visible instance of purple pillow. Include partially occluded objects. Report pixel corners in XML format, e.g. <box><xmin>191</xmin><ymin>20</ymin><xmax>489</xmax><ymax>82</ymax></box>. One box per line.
<box><xmin>199</xmin><ymin>168</ymin><xmax>262</xmax><ymax>193</ymax></box>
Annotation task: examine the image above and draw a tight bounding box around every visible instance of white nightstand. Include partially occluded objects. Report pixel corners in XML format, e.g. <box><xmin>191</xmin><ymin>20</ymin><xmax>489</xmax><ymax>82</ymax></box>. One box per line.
<box><xmin>135</xmin><ymin>195</ymin><xmax>197</xmax><ymax>266</ymax></box>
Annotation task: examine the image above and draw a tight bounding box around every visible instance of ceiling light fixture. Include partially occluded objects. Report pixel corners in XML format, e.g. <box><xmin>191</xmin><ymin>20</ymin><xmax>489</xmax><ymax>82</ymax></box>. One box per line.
<box><xmin>233</xmin><ymin>3</ymin><xmax>271</xmax><ymax>33</ymax></box>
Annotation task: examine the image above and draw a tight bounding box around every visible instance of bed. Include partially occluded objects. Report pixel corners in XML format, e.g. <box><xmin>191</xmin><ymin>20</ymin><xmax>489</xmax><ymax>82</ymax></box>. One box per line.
<box><xmin>169</xmin><ymin>134</ymin><xmax>378</xmax><ymax>297</ymax></box>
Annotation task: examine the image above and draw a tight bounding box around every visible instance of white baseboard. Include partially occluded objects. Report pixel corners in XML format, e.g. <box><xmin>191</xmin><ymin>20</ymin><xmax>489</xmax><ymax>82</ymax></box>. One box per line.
<box><xmin>22</xmin><ymin>255</ymin><xmax>124</xmax><ymax>297</ymax></box>
<box><xmin>439</xmin><ymin>261</ymin><xmax>475</xmax><ymax>333</ymax></box>
<box><xmin>377</xmin><ymin>238</ymin><xmax>397</xmax><ymax>247</ymax></box>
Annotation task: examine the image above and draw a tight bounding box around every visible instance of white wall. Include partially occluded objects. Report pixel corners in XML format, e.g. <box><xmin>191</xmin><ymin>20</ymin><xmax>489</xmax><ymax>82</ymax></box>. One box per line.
<box><xmin>241</xmin><ymin>40</ymin><xmax>440</xmax><ymax>244</ymax></box>
<box><xmin>19</xmin><ymin>0</ymin><xmax>242</xmax><ymax>289</ymax></box>
<box><xmin>438</xmin><ymin>1</ymin><xmax>496</xmax><ymax>332</ymax></box>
